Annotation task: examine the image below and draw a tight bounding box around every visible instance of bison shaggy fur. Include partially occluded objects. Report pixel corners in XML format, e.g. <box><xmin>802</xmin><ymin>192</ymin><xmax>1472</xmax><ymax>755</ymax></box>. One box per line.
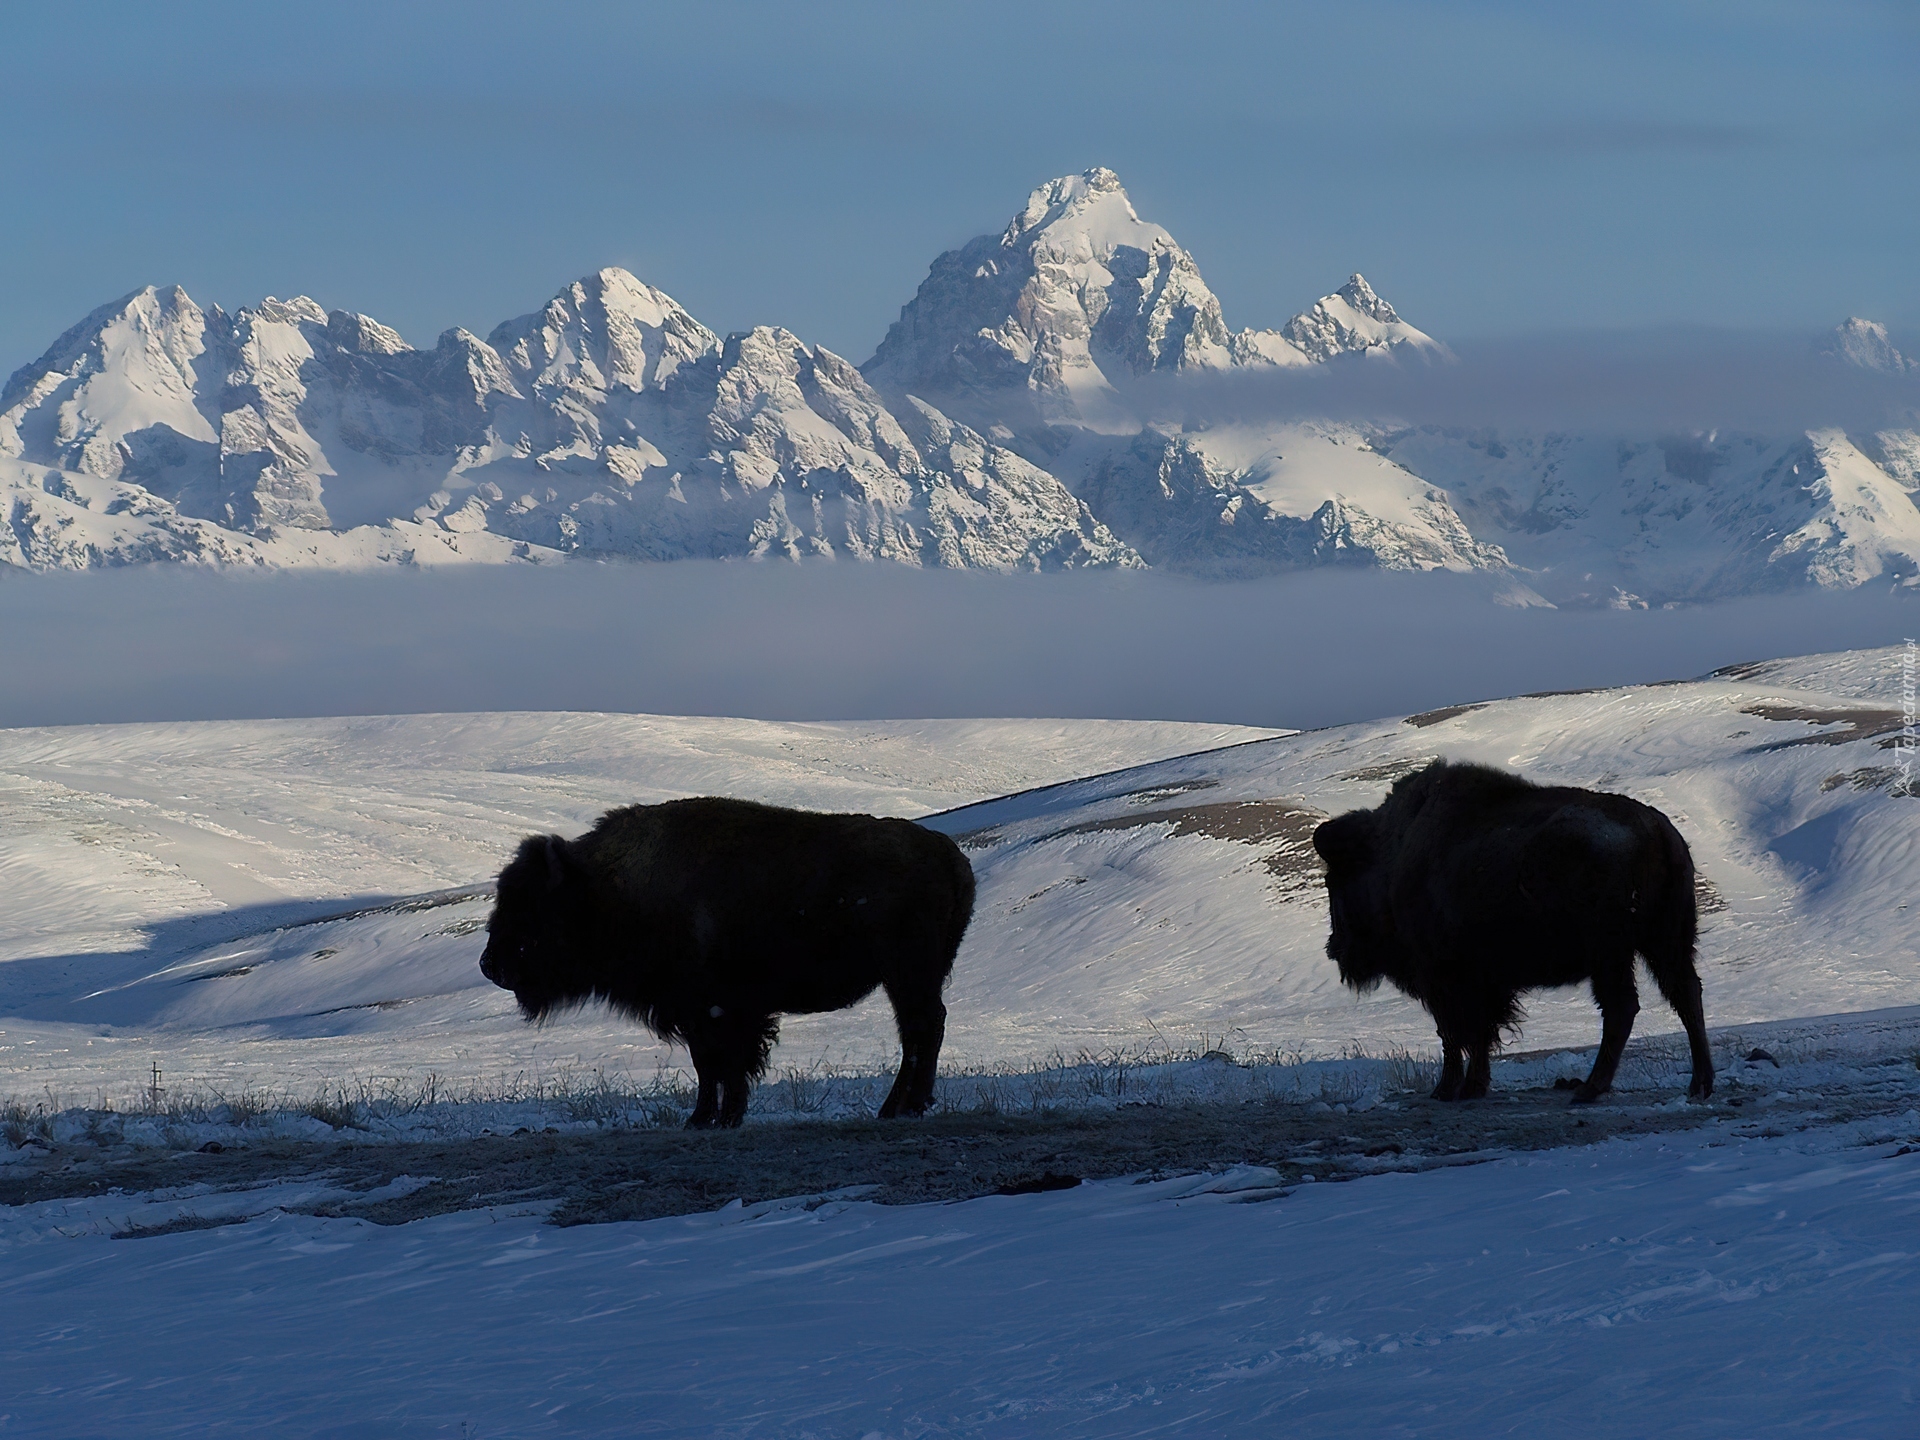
<box><xmin>1312</xmin><ymin>759</ymin><xmax>1713</xmax><ymax>1104</ymax></box>
<box><xmin>480</xmin><ymin>798</ymin><xmax>975</xmax><ymax>1128</ymax></box>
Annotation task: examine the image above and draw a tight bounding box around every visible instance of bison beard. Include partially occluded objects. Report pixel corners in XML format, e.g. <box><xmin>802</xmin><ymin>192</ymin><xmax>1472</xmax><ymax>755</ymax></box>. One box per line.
<box><xmin>479</xmin><ymin>798</ymin><xmax>975</xmax><ymax>1128</ymax></box>
<box><xmin>1313</xmin><ymin>760</ymin><xmax>1713</xmax><ymax>1104</ymax></box>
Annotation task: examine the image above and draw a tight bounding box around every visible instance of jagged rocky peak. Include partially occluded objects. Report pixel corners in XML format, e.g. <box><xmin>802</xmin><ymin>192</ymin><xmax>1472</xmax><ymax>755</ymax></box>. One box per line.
<box><xmin>0</xmin><ymin>284</ymin><xmax>218</xmax><ymax>478</ymax></box>
<box><xmin>866</xmin><ymin>169</ymin><xmax>1451</xmax><ymax>421</ymax></box>
<box><xmin>1265</xmin><ymin>274</ymin><xmax>1451</xmax><ymax>365</ymax></box>
<box><xmin>1002</xmin><ymin>167</ymin><xmax>1173</xmax><ymax>260</ymax></box>
<box><xmin>864</xmin><ymin>167</ymin><xmax>1237</xmax><ymax>421</ymax></box>
<box><xmin>1819</xmin><ymin>317</ymin><xmax>1912</xmax><ymax>374</ymax></box>
<box><xmin>487</xmin><ymin>266</ymin><xmax>719</xmax><ymax>398</ymax></box>
<box><xmin>247</xmin><ymin>295</ymin><xmax>329</xmax><ymax>328</ymax></box>
<box><xmin>326</xmin><ymin>309</ymin><xmax>411</xmax><ymax>355</ymax></box>
<box><xmin>1332</xmin><ymin>274</ymin><xmax>1398</xmax><ymax>324</ymax></box>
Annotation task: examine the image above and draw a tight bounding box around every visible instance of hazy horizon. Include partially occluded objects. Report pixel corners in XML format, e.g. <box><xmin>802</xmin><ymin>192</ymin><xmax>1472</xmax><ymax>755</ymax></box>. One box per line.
<box><xmin>1</xmin><ymin>563</ymin><xmax>1910</xmax><ymax>732</ymax></box>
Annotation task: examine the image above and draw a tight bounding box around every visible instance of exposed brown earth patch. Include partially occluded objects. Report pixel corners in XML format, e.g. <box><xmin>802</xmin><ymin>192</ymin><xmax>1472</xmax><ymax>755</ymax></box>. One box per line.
<box><xmin>1051</xmin><ymin>800</ymin><xmax>1328</xmax><ymax>894</ymax></box>
<box><xmin>1057</xmin><ymin>800</ymin><xmax>1322</xmax><ymax>847</ymax></box>
<box><xmin>1741</xmin><ymin>703</ymin><xmax>1905</xmax><ymax>750</ymax></box>
<box><xmin>1404</xmin><ymin>704</ymin><xmax>1489</xmax><ymax>728</ymax></box>
<box><xmin>1337</xmin><ymin>758</ymin><xmax>1437</xmax><ymax>785</ymax></box>
<box><xmin>950</xmin><ymin>780</ymin><xmax>1221</xmax><ymax>847</ymax></box>
<box><xmin>1821</xmin><ymin>766</ymin><xmax>1904</xmax><ymax>793</ymax></box>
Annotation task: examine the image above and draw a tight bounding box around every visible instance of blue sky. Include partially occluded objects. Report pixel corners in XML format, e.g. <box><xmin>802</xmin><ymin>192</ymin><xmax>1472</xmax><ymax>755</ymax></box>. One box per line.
<box><xmin>2</xmin><ymin>1</ymin><xmax>1914</xmax><ymax>375</ymax></box>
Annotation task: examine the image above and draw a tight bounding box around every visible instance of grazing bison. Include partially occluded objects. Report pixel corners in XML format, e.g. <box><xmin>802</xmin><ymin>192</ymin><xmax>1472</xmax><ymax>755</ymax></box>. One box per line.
<box><xmin>480</xmin><ymin>798</ymin><xmax>975</xmax><ymax>1128</ymax></box>
<box><xmin>1313</xmin><ymin>760</ymin><xmax>1712</xmax><ymax>1104</ymax></box>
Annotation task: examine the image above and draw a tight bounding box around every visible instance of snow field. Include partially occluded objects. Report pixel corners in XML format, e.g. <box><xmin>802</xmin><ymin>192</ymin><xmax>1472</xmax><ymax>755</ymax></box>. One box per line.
<box><xmin>5</xmin><ymin>1112</ymin><xmax>1919</xmax><ymax>1436</ymax></box>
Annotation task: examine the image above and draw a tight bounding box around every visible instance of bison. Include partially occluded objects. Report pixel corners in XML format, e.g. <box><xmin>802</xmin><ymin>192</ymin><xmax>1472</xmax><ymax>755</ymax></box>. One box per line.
<box><xmin>1312</xmin><ymin>760</ymin><xmax>1713</xmax><ymax>1104</ymax></box>
<box><xmin>479</xmin><ymin>798</ymin><xmax>976</xmax><ymax>1128</ymax></box>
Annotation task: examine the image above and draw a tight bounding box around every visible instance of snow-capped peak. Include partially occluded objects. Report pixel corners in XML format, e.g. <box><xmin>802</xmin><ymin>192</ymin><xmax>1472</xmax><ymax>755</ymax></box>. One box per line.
<box><xmin>865</xmin><ymin>167</ymin><xmax>1237</xmax><ymax>422</ymax></box>
<box><xmin>1818</xmin><ymin>317</ymin><xmax>1912</xmax><ymax>374</ymax></box>
<box><xmin>326</xmin><ymin>310</ymin><xmax>411</xmax><ymax>356</ymax></box>
<box><xmin>868</xmin><ymin>170</ymin><xmax>1452</xmax><ymax>417</ymax></box>
<box><xmin>487</xmin><ymin>266</ymin><xmax>720</xmax><ymax>398</ymax></box>
<box><xmin>1266</xmin><ymin>273</ymin><xmax>1451</xmax><ymax>365</ymax></box>
<box><xmin>1332</xmin><ymin>274</ymin><xmax>1398</xmax><ymax>325</ymax></box>
<box><xmin>1001</xmin><ymin>166</ymin><xmax>1177</xmax><ymax>260</ymax></box>
<box><xmin>0</xmin><ymin>283</ymin><xmax>216</xmax><ymax>478</ymax></box>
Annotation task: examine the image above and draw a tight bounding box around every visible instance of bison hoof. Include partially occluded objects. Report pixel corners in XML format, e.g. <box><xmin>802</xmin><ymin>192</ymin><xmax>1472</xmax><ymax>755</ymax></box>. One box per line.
<box><xmin>1689</xmin><ymin>1079</ymin><xmax>1715</xmax><ymax>1101</ymax></box>
<box><xmin>1568</xmin><ymin>1084</ymin><xmax>1607</xmax><ymax>1106</ymax></box>
<box><xmin>685</xmin><ymin>1113</ymin><xmax>720</xmax><ymax>1130</ymax></box>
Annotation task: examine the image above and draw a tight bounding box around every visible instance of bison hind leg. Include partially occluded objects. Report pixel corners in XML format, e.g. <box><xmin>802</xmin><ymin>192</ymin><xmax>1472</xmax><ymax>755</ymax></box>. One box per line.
<box><xmin>879</xmin><ymin>981</ymin><xmax>947</xmax><ymax>1120</ymax></box>
<box><xmin>1572</xmin><ymin>960</ymin><xmax>1640</xmax><ymax>1105</ymax></box>
<box><xmin>1644</xmin><ymin>945</ymin><xmax>1715</xmax><ymax>1101</ymax></box>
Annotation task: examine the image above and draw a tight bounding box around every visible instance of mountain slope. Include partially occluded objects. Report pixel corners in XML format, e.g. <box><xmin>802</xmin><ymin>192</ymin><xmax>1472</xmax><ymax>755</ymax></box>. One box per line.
<box><xmin>0</xmin><ymin>272</ymin><xmax>1135</xmax><ymax>572</ymax></box>
<box><xmin>1383</xmin><ymin>425</ymin><xmax>1920</xmax><ymax>603</ymax></box>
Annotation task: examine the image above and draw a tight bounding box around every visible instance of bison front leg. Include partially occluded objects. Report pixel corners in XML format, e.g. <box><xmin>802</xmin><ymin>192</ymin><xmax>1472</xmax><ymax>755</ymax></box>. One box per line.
<box><xmin>700</xmin><ymin>1013</ymin><xmax>779</xmax><ymax>1129</ymax></box>
<box><xmin>1431</xmin><ymin>1029</ymin><xmax>1467</xmax><ymax>1102</ymax></box>
<box><xmin>685</xmin><ymin>1064</ymin><xmax>723</xmax><ymax>1129</ymax></box>
<box><xmin>1572</xmin><ymin>965</ymin><xmax>1640</xmax><ymax>1105</ymax></box>
<box><xmin>1460</xmin><ymin>1032</ymin><xmax>1497</xmax><ymax>1101</ymax></box>
<box><xmin>683</xmin><ymin>1018</ymin><xmax>768</xmax><ymax>1130</ymax></box>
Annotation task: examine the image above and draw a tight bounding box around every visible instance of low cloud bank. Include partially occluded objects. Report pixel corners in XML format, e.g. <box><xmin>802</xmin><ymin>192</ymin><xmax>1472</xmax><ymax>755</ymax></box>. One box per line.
<box><xmin>0</xmin><ymin>563</ymin><xmax>1911</xmax><ymax>731</ymax></box>
<box><xmin>1129</xmin><ymin>327</ymin><xmax>1920</xmax><ymax>437</ymax></box>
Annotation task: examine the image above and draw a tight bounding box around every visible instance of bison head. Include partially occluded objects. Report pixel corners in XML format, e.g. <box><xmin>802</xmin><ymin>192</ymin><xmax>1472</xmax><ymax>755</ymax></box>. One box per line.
<box><xmin>480</xmin><ymin>834</ymin><xmax>595</xmax><ymax>1020</ymax></box>
<box><xmin>1312</xmin><ymin>810</ymin><xmax>1394</xmax><ymax>990</ymax></box>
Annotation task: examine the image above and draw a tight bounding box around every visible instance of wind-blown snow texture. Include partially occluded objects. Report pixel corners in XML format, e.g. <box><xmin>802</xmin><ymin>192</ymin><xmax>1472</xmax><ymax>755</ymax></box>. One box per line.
<box><xmin>7</xmin><ymin>1119</ymin><xmax>1920</xmax><ymax>1438</ymax></box>
<box><xmin>7</xmin><ymin>169</ymin><xmax>1916</xmax><ymax>602</ymax></box>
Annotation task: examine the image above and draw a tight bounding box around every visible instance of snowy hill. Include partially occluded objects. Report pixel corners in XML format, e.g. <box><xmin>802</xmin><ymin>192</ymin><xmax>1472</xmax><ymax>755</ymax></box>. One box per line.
<box><xmin>4</xmin><ymin>168</ymin><xmax>1918</xmax><ymax>600</ymax></box>
<box><xmin>3</xmin><ymin>646</ymin><xmax>1912</xmax><ymax>1100</ymax></box>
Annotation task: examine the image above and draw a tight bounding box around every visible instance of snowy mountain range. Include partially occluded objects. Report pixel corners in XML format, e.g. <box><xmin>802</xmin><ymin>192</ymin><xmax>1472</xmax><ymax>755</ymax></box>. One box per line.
<box><xmin>4</xmin><ymin>167</ymin><xmax>1916</xmax><ymax>603</ymax></box>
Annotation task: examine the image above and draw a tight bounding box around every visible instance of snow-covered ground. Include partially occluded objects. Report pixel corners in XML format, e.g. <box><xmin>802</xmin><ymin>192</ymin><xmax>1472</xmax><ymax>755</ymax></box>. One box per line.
<box><xmin>7</xmin><ymin>1110</ymin><xmax>1919</xmax><ymax>1436</ymax></box>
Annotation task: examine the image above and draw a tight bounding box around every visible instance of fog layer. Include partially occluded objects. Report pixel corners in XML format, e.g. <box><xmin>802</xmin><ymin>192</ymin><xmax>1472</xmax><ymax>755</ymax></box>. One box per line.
<box><xmin>1</xmin><ymin>563</ymin><xmax>1910</xmax><ymax>731</ymax></box>
<box><xmin>1127</xmin><ymin>328</ymin><xmax>1920</xmax><ymax>437</ymax></box>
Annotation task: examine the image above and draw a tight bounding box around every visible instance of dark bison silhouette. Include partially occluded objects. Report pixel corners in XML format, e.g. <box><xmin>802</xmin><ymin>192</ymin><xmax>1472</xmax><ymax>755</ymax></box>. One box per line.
<box><xmin>480</xmin><ymin>798</ymin><xmax>976</xmax><ymax>1128</ymax></box>
<box><xmin>1313</xmin><ymin>760</ymin><xmax>1712</xmax><ymax>1104</ymax></box>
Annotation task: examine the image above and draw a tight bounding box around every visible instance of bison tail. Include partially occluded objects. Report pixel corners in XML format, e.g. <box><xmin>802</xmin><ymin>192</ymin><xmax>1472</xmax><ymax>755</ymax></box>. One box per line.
<box><xmin>946</xmin><ymin>841</ymin><xmax>978</xmax><ymax>958</ymax></box>
<box><xmin>1636</xmin><ymin>810</ymin><xmax>1700</xmax><ymax>1002</ymax></box>
<box><xmin>1636</xmin><ymin>807</ymin><xmax>1716</xmax><ymax>1099</ymax></box>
